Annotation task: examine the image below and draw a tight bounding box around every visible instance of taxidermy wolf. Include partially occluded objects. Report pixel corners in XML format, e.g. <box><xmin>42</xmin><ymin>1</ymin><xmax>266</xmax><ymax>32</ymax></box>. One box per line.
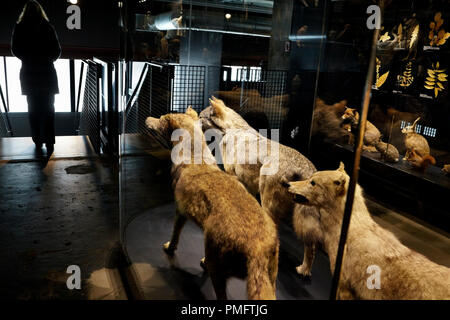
<box><xmin>145</xmin><ymin>108</ymin><xmax>279</xmax><ymax>300</ymax></box>
<box><xmin>287</xmin><ymin>163</ymin><xmax>450</xmax><ymax>299</ymax></box>
<box><xmin>200</xmin><ymin>96</ymin><xmax>321</xmax><ymax>277</ymax></box>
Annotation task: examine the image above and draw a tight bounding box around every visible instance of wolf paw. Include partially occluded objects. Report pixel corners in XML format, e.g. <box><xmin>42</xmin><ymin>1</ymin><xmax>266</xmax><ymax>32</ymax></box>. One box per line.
<box><xmin>296</xmin><ymin>264</ymin><xmax>312</xmax><ymax>278</ymax></box>
<box><xmin>162</xmin><ymin>241</ymin><xmax>175</xmax><ymax>255</ymax></box>
<box><xmin>200</xmin><ymin>257</ymin><xmax>207</xmax><ymax>270</ymax></box>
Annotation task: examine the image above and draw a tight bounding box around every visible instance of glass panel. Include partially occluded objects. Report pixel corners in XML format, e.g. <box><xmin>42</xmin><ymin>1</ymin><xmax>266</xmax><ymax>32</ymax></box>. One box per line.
<box><xmin>318</xmin><ymin>1</ymin><xmax>450</xmax><ymax>300</ymax></box>
<box><xmin>119</xmin><ymin>0</ymin><xmax>450</xmax><ymax>301</ymax></box>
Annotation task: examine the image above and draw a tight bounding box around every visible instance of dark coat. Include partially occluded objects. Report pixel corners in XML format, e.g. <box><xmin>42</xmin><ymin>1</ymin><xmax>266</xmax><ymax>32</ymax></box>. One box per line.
<box><xmin>11</xmin><ymin>20</ymin><xmax>61</xmax><ymax>95</ymax></box>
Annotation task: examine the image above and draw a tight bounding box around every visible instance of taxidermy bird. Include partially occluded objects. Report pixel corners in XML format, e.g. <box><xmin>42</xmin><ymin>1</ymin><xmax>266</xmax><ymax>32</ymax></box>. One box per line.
<box><xmin>401</xmin><ymin>117</ymin><xmax>430</xmax><ymax>161</ymax></box>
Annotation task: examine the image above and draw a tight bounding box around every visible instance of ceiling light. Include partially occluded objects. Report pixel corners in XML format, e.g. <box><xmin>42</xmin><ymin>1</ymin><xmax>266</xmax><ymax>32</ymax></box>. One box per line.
<box><xmin>225</xmin><ymin>13</ymin><xmax>231</xmax><ymax>20</ymax></box>
<box><xmin>68</xmin><ymin>0</ymin><xmax>78</xmax><ymax>4</ymax></box>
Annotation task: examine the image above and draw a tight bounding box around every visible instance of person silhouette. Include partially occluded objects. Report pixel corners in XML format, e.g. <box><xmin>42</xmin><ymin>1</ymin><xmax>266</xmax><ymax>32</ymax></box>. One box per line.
<box><xmin>11</xmin><ymin>0</ymin><xmax>61</xmax><ymax>156</ymax></box>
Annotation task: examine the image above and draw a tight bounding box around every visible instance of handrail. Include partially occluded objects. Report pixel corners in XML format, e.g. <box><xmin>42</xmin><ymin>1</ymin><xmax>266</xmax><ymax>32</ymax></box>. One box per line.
<box><xmin>124</xmin><ymin>63</ymin><xmax>149</xmax><ymax>116</ymax></box>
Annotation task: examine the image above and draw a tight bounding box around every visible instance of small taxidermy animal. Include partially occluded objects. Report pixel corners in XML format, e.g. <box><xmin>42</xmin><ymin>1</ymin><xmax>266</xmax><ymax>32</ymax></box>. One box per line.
<box><xmin>443</xmin><ymin>165</ymin><xmax>450</xmax><ymax>175</ymax></box>
<box><xmin>401</xmin><ymin>117</ymin><xmax>430</xmax><ymax>160</ymax></box>
<box><xmin>342</xmin><ymin>107</ymin><xmax>381</xmax><ymax>152</ymax></box>
<box><xmin>407</xmin><ymin>148</ymin><xmax>436</xmax><ymax>172</ymax></box>
<box><xmin>312</xmin><ymin>98</ymin><xmax>350</xmax><ymax>143</ymax></box>
<box><xmin>375</xmin><ymin>141</ymin><xmax>400</xmax><ymax>163</ymax></box>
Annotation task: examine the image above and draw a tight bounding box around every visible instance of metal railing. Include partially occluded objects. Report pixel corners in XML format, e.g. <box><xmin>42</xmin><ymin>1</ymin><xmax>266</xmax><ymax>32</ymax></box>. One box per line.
<box><xmin>124</xmin><ymin>62</ymin><xmax>206</xmax><ymax>135</ymax></box>
<box><xmin>235</xmin><ymin>68</ymin><xmax>288</xmax><ymax>130</ymax></box>
<box><xmin>78</xmin><ymin>60</ymin><xmax>101</xmax><ymax>153</ymax></box>
<box><xmin>0</xmin><ymin>57</ymin><xmax>12</xmax><ymax>137</ymax></box>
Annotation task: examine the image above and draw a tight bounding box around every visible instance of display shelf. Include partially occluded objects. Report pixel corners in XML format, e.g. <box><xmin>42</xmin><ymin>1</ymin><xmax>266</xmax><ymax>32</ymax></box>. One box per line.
<box><xmin>326</xmin><ymin>143</ymin><xmax>450</xmax><ymax>233</ymax></box>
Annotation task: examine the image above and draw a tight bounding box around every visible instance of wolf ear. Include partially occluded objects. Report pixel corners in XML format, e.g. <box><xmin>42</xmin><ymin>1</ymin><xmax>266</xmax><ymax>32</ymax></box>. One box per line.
<box><xmin>412</xmin><ymin>117</ymin><xmax>420</xmax><ymax>129</ymax></box>
<box><xmin>338</xmin><ymin>162</ymin><xmax>345</xmax><ymax>172</ymax></box>
<box><xmin>209</xmin><ymin>96</ymin><xmax>226</xmax><ymax>118</ymax></box>
<box><xmin>185</xmin><ymin>106</ymin><xmax>199</xmax><ymax>120</ymax></box>
<box><xmin>335</xmin><ymin>175</ymin><xmax>347</xmax><ymax>196</ymax></box>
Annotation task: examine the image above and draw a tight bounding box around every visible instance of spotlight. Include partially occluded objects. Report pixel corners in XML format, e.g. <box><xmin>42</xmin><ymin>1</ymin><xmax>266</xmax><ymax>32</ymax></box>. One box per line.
<box><xmin>68</xmin><ymin>0</ymin><xmax>78</xmax><ymax>4</ymax></box>
<box><xmin>225</xmin><ymin>13</ymin><xmax>231</xmax><ymax>20</ymax></box>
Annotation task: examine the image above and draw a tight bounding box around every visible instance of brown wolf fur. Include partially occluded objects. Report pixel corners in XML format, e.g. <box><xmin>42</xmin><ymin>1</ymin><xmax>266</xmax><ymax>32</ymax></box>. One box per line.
<box><xmin>287</xmin><ymin>163</ymin><xmax>450</xmax><ymax>299</ymax></box>
<box><xmin>200</xmin><ymin>97</ymin><xmax>320</xmax><ymax>277</ymax></box>
<box><xmin>145</xmin><ymin>108</ymin><xmax>279</xmax><ymax>300</ymax></box>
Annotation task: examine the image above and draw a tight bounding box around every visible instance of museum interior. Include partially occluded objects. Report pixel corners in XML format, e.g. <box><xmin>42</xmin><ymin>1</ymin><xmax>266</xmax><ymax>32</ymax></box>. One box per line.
<box><xmin>0</xmin><ymin>0</ymin><xmax>449</xmax><ymax>300</ymax></box>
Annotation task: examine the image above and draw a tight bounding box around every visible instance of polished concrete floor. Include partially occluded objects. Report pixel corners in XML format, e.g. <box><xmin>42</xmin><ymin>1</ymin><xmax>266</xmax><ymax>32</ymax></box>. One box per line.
<box><xmin>0</xmin><ymin>136</ymin><xmax>95</xmax><ymax>161</ymax></box>
<box><xmin>0</xmin><ymin>136</ymin><xmax>124</xmax><ymax>299</ymax></box>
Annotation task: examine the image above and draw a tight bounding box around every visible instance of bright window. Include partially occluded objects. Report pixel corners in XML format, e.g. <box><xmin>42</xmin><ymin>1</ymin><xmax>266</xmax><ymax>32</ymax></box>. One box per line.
<box><xmin>2</xmin><ymin>57</ymin><xmax>71</xmax><ymax>112</ymax></box>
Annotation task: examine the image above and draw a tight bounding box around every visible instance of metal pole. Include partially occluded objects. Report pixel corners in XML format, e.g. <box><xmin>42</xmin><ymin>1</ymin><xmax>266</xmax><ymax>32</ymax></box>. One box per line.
<box><xmin>3</xmin><ymin>57</ymin><xmax>10</xmax><ymax>111</ymax></box>
<box><xmin>76</xmin><ymin>62</ymin><xmax>85</xmax><ymax>114</ymax></box>
<box><xmin>329</xmin><ymin>27</ymin><xmax>380</xmax><ymax>300</ymax></box>
<box><xmin>70</xmin><ymin>59</ymin><xmax>76</xmax><ymax>112</ymax></box>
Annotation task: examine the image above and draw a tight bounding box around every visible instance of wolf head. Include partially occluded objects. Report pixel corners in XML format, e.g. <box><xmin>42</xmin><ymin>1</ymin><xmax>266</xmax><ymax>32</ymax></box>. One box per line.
<box><xmin>286</xmin><ymin>162</ymin><xmax>349</xmax><ymax>208</ymax></box>
<box><xmin>145</xmin><ymin>107</ymin><xmax>200</xmax><ymax>146</ymax></box>
<box><xmin>199</xmin><ymin>96</ymin><xmax>250</xmax><ymax>133</ymax></box>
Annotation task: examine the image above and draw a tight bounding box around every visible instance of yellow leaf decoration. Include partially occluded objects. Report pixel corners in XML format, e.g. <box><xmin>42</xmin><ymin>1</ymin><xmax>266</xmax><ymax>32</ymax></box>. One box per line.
<box><xmin>379</xmin><ymin>32</ymin><xmax>391</xmax><ymax>42</ymax></box>
<box><xmin>376</xmin><ymin>71</ymin><xmax>390</xmax><ymax>88</ymax></box>
<box><xmin>424</xmin><ymin>62</ymin><xmax>448</xmax><ymax>97</ymax></box>
<box><xmin>410</xmin><ymin>25</ymin><xmax>419</xmax><ymax>49</ymax></box>
<box><xmin>429</xmin><ymin>12</ymin><xmax>449</xmax><ymax>47</ymax></box>
<box><xmin>397</xmin><ymin>62</ymin><xmax>414</xmax><ymax>88</ymax></box>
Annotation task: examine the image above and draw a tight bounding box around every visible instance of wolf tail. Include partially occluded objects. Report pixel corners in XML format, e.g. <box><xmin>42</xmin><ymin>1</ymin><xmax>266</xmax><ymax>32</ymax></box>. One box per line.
<box><xmin>420</xmin><ymin>155</ymin><xmax>436</xmax><ymax>171</ymax></box>
<box><xmin>246</xmin><ymin>253</ymin><xmax>276</xmax><ymax>300</ymax></box>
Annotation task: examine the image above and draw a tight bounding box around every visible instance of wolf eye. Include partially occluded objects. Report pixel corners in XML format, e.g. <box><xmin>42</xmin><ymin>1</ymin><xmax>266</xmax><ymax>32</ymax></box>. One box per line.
<box><xmin>311</xmin><ymin>180</ymin><xmax>316</xmax><ymax>186</ymax></box>
<box><xmin>334</xmin><ymin>180</ymin><xmax>341</xmax><ymax>186</ymax></box>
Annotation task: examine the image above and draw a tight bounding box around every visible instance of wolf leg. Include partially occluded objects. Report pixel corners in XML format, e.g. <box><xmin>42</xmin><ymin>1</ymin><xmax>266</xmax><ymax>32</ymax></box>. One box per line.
<box><xmin>210</xmin><ymin>270</ymin><xmax>228</xmax><ymax>300</ymax></box>
<box><xmin>163</xmin><ymin>210</ymin><xmax>187</xmax><ymax>255</ymax></box>
<box><xmin>268</xmin><ymin>245</ymin><xmax>279</xmax><ymax>292</ymax></box>
<box><xmin>296</xmin><ymin>243</ymin><xmax>316</xmax><ymax>277</ymax></box>
<box><xmin>205</xmin><ymin>252</ymin><xmax>228</xmax><ymax>299</ymax></box>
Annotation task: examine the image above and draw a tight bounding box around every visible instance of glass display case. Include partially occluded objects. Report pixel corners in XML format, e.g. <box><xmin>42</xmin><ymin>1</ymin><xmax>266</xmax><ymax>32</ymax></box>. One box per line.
<box><xmin>118</xmin><ymin>0</ymin><xmax>450</xmax><ymax>300</ymax></box>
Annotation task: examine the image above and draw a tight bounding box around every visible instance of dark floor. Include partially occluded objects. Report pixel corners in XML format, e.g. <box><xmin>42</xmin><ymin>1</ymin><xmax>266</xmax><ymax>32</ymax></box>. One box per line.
<box><xmin>124</xmin><ymin>203</ymin><xmax>332</xmax><ymax>300</ymax></box>
<box><xmin>0</xmin><ymin>136</ymin><xmax>95</xmax><ymax>161</ymax></box>
<box><xmin>0</xmin><ymin>137</ymin><xmax>123</xmax><ymax>299</ymax></box>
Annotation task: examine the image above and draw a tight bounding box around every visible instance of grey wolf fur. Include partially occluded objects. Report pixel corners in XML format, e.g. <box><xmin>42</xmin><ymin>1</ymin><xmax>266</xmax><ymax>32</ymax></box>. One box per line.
<box><xmin>287</xmin><ymin>163</ymin><xmax>450</xmax><ymax>299</ymax></box>
<box><xmin>145</xmin><ymin>108</ymin><xmax>279</xmax><ymax>300</ymax></box>
<box><xmin>200</xmin><ymin>97</ymin><xmax>320</xmax><ymax>277</ymax></box>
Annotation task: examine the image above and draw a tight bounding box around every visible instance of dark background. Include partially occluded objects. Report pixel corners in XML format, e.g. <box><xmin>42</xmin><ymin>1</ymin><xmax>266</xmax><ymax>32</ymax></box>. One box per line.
<box><xmin>0</xmin><ymin>0</ymin><xmax>120</xmax><ymax>58</ymax></box>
